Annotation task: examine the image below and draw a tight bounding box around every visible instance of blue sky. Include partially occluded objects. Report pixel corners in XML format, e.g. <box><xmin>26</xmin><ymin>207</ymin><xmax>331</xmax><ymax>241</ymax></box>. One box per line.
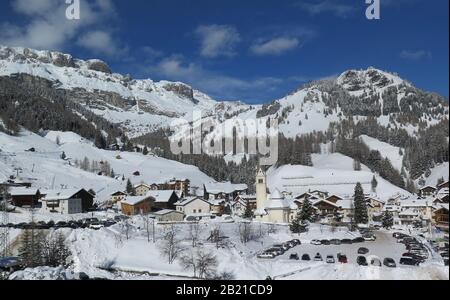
<box><xmin>0</xmin><ymin>0</ymin><xmax>448</xmax><ymax>103</ymax></box>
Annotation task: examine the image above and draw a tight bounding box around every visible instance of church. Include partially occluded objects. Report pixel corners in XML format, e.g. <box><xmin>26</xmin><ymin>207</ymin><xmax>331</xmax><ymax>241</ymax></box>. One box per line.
<box><xmin>254</xmin><ymin>168</ymin><xmax>297</xmax><ymax>224</ymax></box>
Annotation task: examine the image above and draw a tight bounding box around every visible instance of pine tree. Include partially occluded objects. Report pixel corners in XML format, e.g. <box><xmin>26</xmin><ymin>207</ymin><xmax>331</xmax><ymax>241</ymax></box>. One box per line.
<box><xmin>290</xmin><ymin>213</ymin><xmax>302</xmax><ymax>234</ymax></box>
<box><xmin>110</xmin><ymin>169</ymin><xmax>115</xmax><ymax>178</ymax></box>
<box><xmin>60</xmin><ymin>151</ymin><xmax>66</xmax><ymax>160</ymax></box>
<box><xmin>371</xmin><ymin>175</ymin><xmax>378</xmax><ymax>193</ymax></box>
<box><xmin>143</xmin><ymin>146</ymin><xmax>149</xmax><ymax>155</ymax></box>
<box><xmin>299</xmin><ymin>198</ymin><xmax>315</xmax><ymax>222</ymax></box>
<box><xmin>243</xmin><ymin>200</ymin><xmax>253</xmax><ymax>219</ymax></box>
<box><xmin>353</xmin><ymin>183</ymin><xmax>368</xmax><ymax>225</ymax></box>
<box><xmin>126</xmin><ymin>179</ymin><xmax>135</xmax><ymax>195</ymax></box>
<box><xmin>381</xmin><ymin>211</ymin><xmax>394</xmax><ymax>229</ymax></box>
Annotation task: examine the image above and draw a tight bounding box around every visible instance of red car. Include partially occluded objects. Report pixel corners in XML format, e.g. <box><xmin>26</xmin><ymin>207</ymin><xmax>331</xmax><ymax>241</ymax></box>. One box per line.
<box><xmin>338</xmin><ymin>253</ymin><xmax>348</xmax><ymax>264</ymax></box>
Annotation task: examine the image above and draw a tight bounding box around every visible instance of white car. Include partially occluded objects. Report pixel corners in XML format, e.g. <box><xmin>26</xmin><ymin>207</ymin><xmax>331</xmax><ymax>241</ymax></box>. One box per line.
<box><xmin>326</xmin><ymin>255</ymin><xmax>335</xmax><ymax>264</ymax></box>
<box><xmin>370</xmin><ymin>258</ymin><xmax>382</xmax><ymax>267</ymax></box>
<box><xmin>311</xmin><ymin>240</ymin><xmax>322</xmax><ymax>245</ymax></box>
<box><xmin>364</xmin><ymin>235</ymin><xmax>376</xmax><ymax>241</ymax></box>
<box><xmin>257</xmin><ymin>253</ymin><xmax>275</xmax><ymax>259</ymax></box>
<box><xmin>89</xmin><ymin>223</ymin><xmax>104</xmax><ymax>230</ymax></box>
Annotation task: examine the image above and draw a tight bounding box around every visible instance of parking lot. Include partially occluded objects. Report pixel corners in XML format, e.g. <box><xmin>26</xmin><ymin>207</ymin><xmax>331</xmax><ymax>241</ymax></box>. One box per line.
<box><xmin>261</xmin><ymin>231</ymin><xmax>428</xmax><ymax>267</ymax></box>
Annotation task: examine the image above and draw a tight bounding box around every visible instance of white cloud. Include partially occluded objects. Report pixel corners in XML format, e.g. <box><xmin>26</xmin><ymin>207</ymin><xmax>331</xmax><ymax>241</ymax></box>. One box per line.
<box><xmin>400</xmin><ymin>50</ymin><xmax>432</xmax><ymax>61</ymax></box>
<box><xmin>0</xmin><ymin>0</ymin><xmax>120</xmax><ymax>55</ymax></box>
<box><xmin>77</xmin><ymin>30</ymin><xmax>124</xmax><ymax>57</ymax></box>
<box><xmin>194</xmin><ymin>24</ymin><xmax>240</xmax><ymax>58</ymax></box>
<box><xmin>297</xmin><ymin>0</ymin><xmax>356</xmax><ymax>18</ymax></box>
<box><xmin>146</xmin><ymin>55</ymin><xmax>301</xmax><ymax>101</ymax></box>
<box><xmin>250</xmin><ymin>37</ymin><xmax>300</xmax><ymax>56</ymax></box>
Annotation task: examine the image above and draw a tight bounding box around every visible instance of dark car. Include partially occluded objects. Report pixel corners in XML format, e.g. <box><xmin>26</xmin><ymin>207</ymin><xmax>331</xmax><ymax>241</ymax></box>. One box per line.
<box><xmin>289</xmin><ymin>253</ymin><xmax>300</xmax><ymax>260</ymax></box>
<box><xmin>55</xmin><ymin>221</ymin><xmax>68</xmax><ymax>228</ymax></box>
<box><xmin>301</xmin><ymin>254</ymin><xmax>311</xmax><ymax>261</ymax></box>
<box><xmin>402</xmin><ymin>253</ymin><xmax>426</xmax><ymax>262</ymax></box>
<box><xmin>320</xmin><ymin>240</ymin><xmax>331</xmax><ymax>245</ymax></box>
<box><xmin>393</xmin><ymin>232</ymin><xmax>409</xmax><ymax>239</ymax></box>
<box><xmin>341</xmin><ymin>239</ymin><xmax>353</xmax><ymax>245</ymax></box>
<box><xmin>357</xmin><ymin>256</ymin><xmax>368</xmax><ymax>266</ymax></box>
<box><xmin>383</xmin><ymin>258</ymin><xmax>397</xmax><ymax>268</ymax></box>
<box><xmin>337</xmin><ymin>253</ymin><xmax>348</xmax><ymax>264</ymax></box>
<box><xmin>400</xmin><ymin>257</ymin><xmax>420</xmax><ymax>266</ymax></box>
<box><xmin>330</xmin><ymin>239</ymin><xmax>341</xmax><ymax>245</ymax></box>
<box><xmin>291</xmin><ymin>239</ymin><xmax>301</xmax><ymax>246</ymax></box>
<box><xmin>353</xmin><ymin>237</ymin><xmax>365</xmax><ymax>243</ymax></box>
<box><xmin>358</xmin><ymin>247</ymin><xmax>369</xmax><ymax>255</ymax></box>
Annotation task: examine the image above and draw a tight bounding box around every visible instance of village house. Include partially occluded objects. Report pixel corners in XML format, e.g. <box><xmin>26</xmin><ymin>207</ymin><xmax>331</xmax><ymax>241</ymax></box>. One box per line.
<box><xmin>209</xmin><ymin>199</ymin><xmax>227</xmax><ymax>215</ymax></box>
<box><xmin>335</xmin><ymin>199</ymin><xmax>353</xmax><ymax>222</ymax></box>
<box><xmin>175</xmin><ymin>197</ymin><xmax>211</xmax><ymax>216</ymax></box>
<box><xmin>203</xmin><ymin>182</ymin><xmax>248</xmax><ymax>201</ymax></box>
<box><xmin>134</xmin><ymin>183</ymin><xmax>152</xmax><ymax>197</ymax></box>
<box><xmin>366</xmin><ymin>196</ymin><xmax>385</xmax><ymax>222</ymax></box>
<box><xmin>312</xmin><ymin>199</ymin><xmax>341</xmax><ymax>218</ymax></box>
<box><xmin>435</xmin><ymin>187</ymin><xmax>449</xmax><ymax>204</ymax></box>
<box><xmin>433</xmin><ymin>204</ymin><xmax>449</xmax><ymax>232</ymax></box>
<box><xmin>9</xmin><ymin>187</ymin><xmax>41</xmax><ymax>207</ymax></box>
<box><xmin>438</xmin><ymin>180</ymin><xmax>449</xmax><ymax>191</ymax></box>
<box><xmin>147</xmin><ymin>190</ymin><xmax>180</xmax><ymax>211</ymax></box>
<box><xmin>419</xmin><ymin>186</ymin><xmax>437</xmax><ymax>197</ymax></box>
<box><xmin>153</xmin><ymin>209</ymin><xmax>185</xmax><ymax>222</ymax></box>
<box><xmin>396</xmin><ymin>199</ymin><xmax>433</xmax><ymax>226</ymax></box>
<box><xmin>232</xmin><ymin>195</ymin><xmax>257</xmax><ymax>216</ymax></box>
<box><xmin>110</xmin><ymin>191</ymin><xmax>126</xmax><ymax>204</ymax></box>
<box><xmin>120</xmin><ymin>195</ymin><xmax>154</xmax><ymax>216</ymax></box>
<box><xmin>41</xmin><ymin>189</ymin><xmax>94</xmax><ymax>214</ymax></box>
<box><xmin>159</xmin><ymin>179</ymin><xmax>191</xmax><ymax>196</ymax></box>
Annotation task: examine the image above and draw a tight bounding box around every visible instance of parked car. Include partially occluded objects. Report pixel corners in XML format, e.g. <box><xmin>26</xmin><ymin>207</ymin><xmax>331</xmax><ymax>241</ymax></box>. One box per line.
<box><xmin>383</xmin><ymin>258</ymin><xmax>397</xmax><ymax>268</ymax></box>
<box><xmin>393</xmin><ymin>232</ymin><xmax>409</xmax><ymax>239</ymax></box>
<box><xmin>326</xmin><ymin>255</ymin><xmax>335</xmax><ymax>264</ymax></box>
<box><xmin>402</xmin><ymin>253</ymin><xmax>426</xmax><ymax>263</ymax></box>
<box><xmin>290</xmin><ymin>253</ymin><xmax>300</xmax><ymax>260</ymax></box>
<box><xmin>358</xmin><ymin>247</ymin><xmax>369</xmax><ymax>255</ymax></box>
<box><xmin>353</xmin><ymin>237</ymin><xmax>365</xmax><ymax>243</ymax></box>
<box><xmin>314</xmin><ymin>253</ymin><xmax>323</xmax><ymax>261</ymax></box>
<box><xmin>257</xmin><ymin>253</ymin><xmax>275</xmax><ymax>259</ymax></box>
<box><xmin>363</xmin><ymin>235</ymin><xmax>376</xmax><ymax>242</ymax></box>
<box><xmin>330</xmin><ymin>239</ymin><xmax>341</xmax><ymax>245</ymax></box>
<box><xmin>89</xmin><ymin>223</ymin><xmax>104</xmax><ymax>230</ymax></box>
<box><xmin>370</xmin><ymin>258</ymin><xmax>382</xmax><ymax>267</ymax></box>
<box><xmin>337</xmin><ymin>253</ymin><xmax>348</xmax><ymax>264</ymax></box>
<box><xmin>274</xmin><ymin>244</ymin><xmax>290</xmax><ymax>251</ymax></box>
<box><xmin>266</xmin><ymin>248</ymin><xmax>284</xmax><ymax>256</ymax></box>
<box><xmin>357</xmin><ymin>256</ymin><xmax>368</xmax><ymax>266</ymax></box>
<box><xmin>400</xmin><ymin>257</ymin><xmax>421</xmax><ymax>266</ymax></box>
<box><xmin>291</xmin><ymin>239</ymin><xmax>301</xmax><ymax>246</ymax></box>
<box><xmin>321</xmin><ymin>239</ymin><xmax>331</xmax><ymax>245</ymax></box>
<box><xmin>311</xmin><ymin>240</ymin><xmax>322</xmax><ymax>245</ymax></box>
<box><xmin>341</xmin><ymin>239</ymin><xmax>353</xmax><ymax>244</ymax></box>
<box><xmin>301</xmin><ymin>254</ymin><xmax>311</xmax><ymax>261</ymax></box>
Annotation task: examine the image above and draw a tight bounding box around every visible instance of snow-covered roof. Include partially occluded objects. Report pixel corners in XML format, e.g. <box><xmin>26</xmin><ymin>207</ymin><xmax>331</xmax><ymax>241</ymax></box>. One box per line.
<box><xmin>400</xmin><ymin>199</ymin><xmax>432</xmax><ymax>208</ymax></box>
<box><xmin>336</xmin><ymin>199</ymin><xmax>353</xmax><ymax>210</ymax></box>
<box><xmin>153</xmin><ymin>209</ymin><xmax>182</xmax><ymax>216</ymax></box>
<box><xmin>204</xmin><ymin>182</ymin><xmax>248</xmax><ymax>195</ymax></box>
<box><xmin>420</xmin><ymin>185</ymin><xmax>437</xmax><ymax>191</ymax></box>
<box><xmin>209</xmin><ymin>199</ymin><xmax>226</xmax><ymax>206</ymax></box>
<box><xmin>146</xmin><ymin>190</ymin><xmax>177</xmax><ymax>203</ymax></box>
<box><xmin>265</xmin><ymin>189</ymin><xmax>291</xmax><ymax>210</ymax></box>
<box><xmin>121</xmin><ymin>195</ymin><xmax>152</xmax><ymax>206</ymax></box>
<box><xmin>237</xmin><ymin>194</ymin><xmax>257</xmax><ymax>201</ymax></box>
<box><xmin>175</xmin><ymin>197</ymin><xmax>209</xmax><ymax>207</ymax></box>
<box><xmin>41</xmin><ymin>189</ymin><xmax>83</xmax><ymax>201</ymax></box>
<box><xmin>312</xmin><ymin>199</ymin><xmax>340</xmax><ymax>208</ymax></box>
<box><xmin>9</xmin><ymin>187</ymin><xmax>39</xmax><ymax>196</ymax></box>
<box><xmin>434</xmin><ymin>204</ymin><xmax>449</xmax><ymax>212</ymax></box>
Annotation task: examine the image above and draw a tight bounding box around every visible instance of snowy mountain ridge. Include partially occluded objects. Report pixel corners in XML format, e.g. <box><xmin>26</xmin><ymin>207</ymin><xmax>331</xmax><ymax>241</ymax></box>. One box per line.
<box><xmin>1</xmin><ymin>46</ymin><xmax>448</xmax><ymax>140</ymax></box>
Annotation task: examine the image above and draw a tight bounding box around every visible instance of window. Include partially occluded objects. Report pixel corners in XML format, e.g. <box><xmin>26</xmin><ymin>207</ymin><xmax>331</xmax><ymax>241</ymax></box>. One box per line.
<box><xmin>199</xmin><ymin>209</ymin><xmax>202</xmax><ymax>213</ymax></box>
<box><xmin>258</xmin><ymin>179</ymin><xmax>264</xmax><ymax>184</ymax></box>
<box><xmin>193</xmin><ymin>209</ymin><xmax>197</xmax><ymax>213</ymax></box>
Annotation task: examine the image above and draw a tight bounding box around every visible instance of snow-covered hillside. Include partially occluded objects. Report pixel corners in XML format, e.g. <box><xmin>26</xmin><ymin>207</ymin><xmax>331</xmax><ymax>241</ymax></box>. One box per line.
<box><xmin>425</xmin><ymin>162</ymin><xmax>449</xmax><ymax>187</ymax></box>
<box><xmin>0</xmin><ymin>129</ymin><xmax>215</xmax><ymax>203</ymax></box>
<box><xmin>267</xmin><ymin>153</ymin><xmax>411</xmax><ymax>201</ymax></box>
<box><xmin>360</xmin><ymin>135</ymin><xmax>404</xmax><ymax>172</ymax></box>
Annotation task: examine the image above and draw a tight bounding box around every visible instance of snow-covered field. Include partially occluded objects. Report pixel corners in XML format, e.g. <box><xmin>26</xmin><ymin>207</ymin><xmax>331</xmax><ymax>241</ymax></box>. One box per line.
<box><xmin>7</xmin><ymin>219</ymin><xmax>442</xmax><ymax>280</ymax></box>
<box><xmin>360</xmin><ymin>135</ymin><xmax>404</xmax><ymax>172</ymax></box>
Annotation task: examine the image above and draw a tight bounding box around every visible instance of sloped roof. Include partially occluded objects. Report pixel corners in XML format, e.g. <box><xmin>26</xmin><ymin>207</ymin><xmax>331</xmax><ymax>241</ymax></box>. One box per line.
<box><xmin>400</xmin><ymin>199</ymin><xmax>431</xmax><ymax>208</ymax></box>
<box><xmin>175</xmin><ymin>197</ymin><xmax>209</xmax><ymax>207</ymax></box>
<box><xmin>153</xmin><ymin>209</ymin><xmax>183</xmax><ymax>216</ymax></box>
<box><xmin>121</xmin><ymin>195</ymin><xmax>153</xmax><ymax>206</ymax></box>
<box><xmin>10</xmin><ymin>187</ymin><xmax>39</xmax><ymax>196</ymax></box>
<box><xmin>147</xmin><ymin>190</ymin><xmax>177</xmax><ymax>203</ymax></box>
<box><xmin>41</xmin><ymin>189</ymin><xmax>84</xmax><ymax>201</ymax></box>
<box><xmin>204</xmin><ymin>182</ymin><xmax>248</xmax><ymax>194</ymax></box>
<box><xmin>265</xmin><ymin>189</ymin><xmax>291</xmax><ymax>210</ymax></box>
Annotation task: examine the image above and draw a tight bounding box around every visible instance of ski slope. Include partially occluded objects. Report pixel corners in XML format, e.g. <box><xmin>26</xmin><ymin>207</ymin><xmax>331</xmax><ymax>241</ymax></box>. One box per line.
<box><xmin>360</xmin><ymin>135</ymin><xmax>404</xmax><ymax>172</ymax></box>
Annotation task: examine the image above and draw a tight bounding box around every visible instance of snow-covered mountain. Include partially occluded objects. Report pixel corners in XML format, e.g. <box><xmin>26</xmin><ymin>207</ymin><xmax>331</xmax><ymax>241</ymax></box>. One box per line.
<box><xmin>1</xmin><ymin>46</ymin><xmax>448</xmax><ymax>140</ymax></box>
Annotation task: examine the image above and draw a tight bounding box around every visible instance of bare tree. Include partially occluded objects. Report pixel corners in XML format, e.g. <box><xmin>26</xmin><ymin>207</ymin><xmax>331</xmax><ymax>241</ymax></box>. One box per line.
<box><xmin>181</xmin><ymin>251</ymin><xmax>198</xmax><ymax>278</ymax></box>
<box><xmin>238</xmin><ymin>222</ymin><xmax>255</xmax><ymax>244</ymax></box>
<box><xmin>189</xmin><ymin>222</ymin><xmax>201</xmax><ymax>248</ymax></box>
<box><xmin>141</xmin><ymin>214</ymin><xmax>155</xmax><ymax>243</ymax></box>
<box><xmin>196</xmin><ymin>249</ymin><xmax>218</xmax><ymax>279</ymax></box>
<box><xmin>160</xmin><ymin>225</ymin><xmax>184</xmax><ymax>264</ymax></box>
<box><xmin>267</xmin><ymin>224</ymin><xmax>277</xmax><ymax>235</ymax></box>
<box><xmin>120</xmin><ymin>219</ymin><xmax>132</xmax><ymax>240</ymax></box>
<box><xmin>209</xmin><ymin>224</ymin><xmax>222</xmax><ymax>249</ymax></box>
